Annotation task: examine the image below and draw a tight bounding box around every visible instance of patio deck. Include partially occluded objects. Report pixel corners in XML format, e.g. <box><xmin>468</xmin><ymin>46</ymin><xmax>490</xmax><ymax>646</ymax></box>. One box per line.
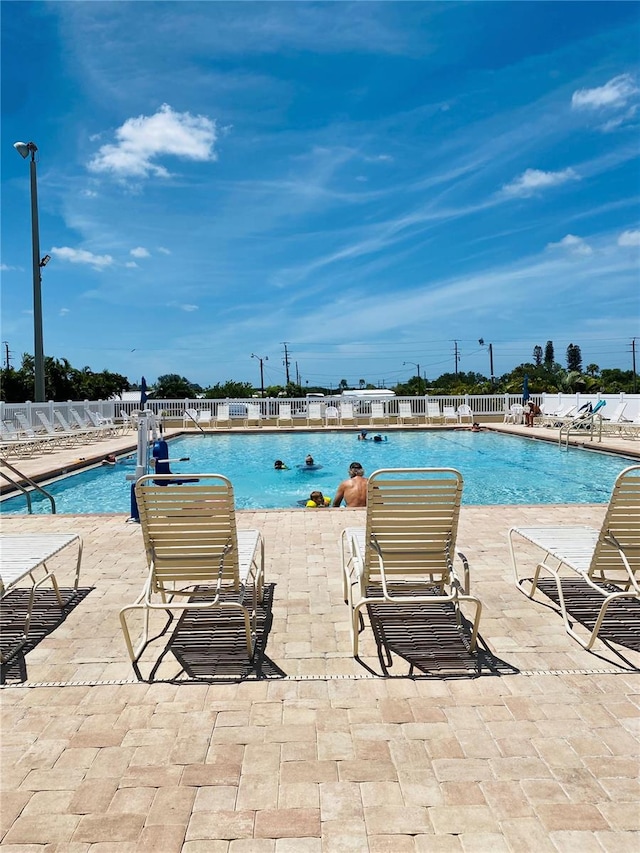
<box><xmin>1</xmin><ymin>426</ymin><xmax>639</xmax><ymax>850</ymax></box>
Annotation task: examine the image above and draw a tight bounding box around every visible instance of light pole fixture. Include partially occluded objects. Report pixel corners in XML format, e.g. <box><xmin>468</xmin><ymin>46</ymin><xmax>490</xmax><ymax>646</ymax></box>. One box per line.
<box><xmin>403</xmin><ymin>361</ymin><xmax>422</xmax><ymax>395</ymax></box>
<box><xmin>251</xmin><ymin>353</ymin><xmax>268</xmax><ymax>397</ymax></box>
<box><xmin>14</xmin><ymin>140</ymin><xmax>46</xmax><ymax>402</ymax></box>
<box><xmin>478</xmin><ymin>339</ymin><xmax>495</xmax><ymax>385</ymax></box>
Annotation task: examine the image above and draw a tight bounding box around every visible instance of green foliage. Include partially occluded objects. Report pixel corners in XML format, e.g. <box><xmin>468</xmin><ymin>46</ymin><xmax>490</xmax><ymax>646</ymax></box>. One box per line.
<box><xmin>0</xmin><ymin>353</ymin><xmax>130</xmax><ymax>402</ymax></box>
<box><xmin>204</xmin><ymin>380</ymin><xmax>254</xmax><ymax>399</ymax></box>
<box><xmin>155</xmin><ymin>374</ymin><xmax>202</xmax><ymax>399</ymax></box>
<box><xmin>566</xmin><ymin>343</ymin><xmax>583</xmax><ymax>372</ymax></box>
<box><xmin>544</xmin><ymin>340</ymin><xmax>555</xmax><ymax>366</ymax></box>
<box><xmin>533</xmin><ymin>345</ymin><xmax>543</xmax><ymax>366</ymax></box>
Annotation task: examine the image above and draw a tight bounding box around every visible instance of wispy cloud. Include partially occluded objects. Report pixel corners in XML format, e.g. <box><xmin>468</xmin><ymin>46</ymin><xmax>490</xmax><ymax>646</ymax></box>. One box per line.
<box><xmin>571</xmin><ymin>74</ymin><xmax>638</xmax><ymax>110</ymax></box>
<box><xmin>618</xmin><ymin>229</ymin><xmax>640</xmax><ymax>247</ymax></box>
<box><xmin>130</xmin><ymin>246</ymin><xmax>150</xmax><ymax>258</ymax></box>
<box><xmin>59</xmin><ymin>308</ymin><xmax>70</xmax><ymax>316</ymax></box>
<box><xmin>546</xmin><ymin>234</ymin><xmax>593</xmax><ymax>256</ymax></box>
<box><xmin>88</xmin><ymin>104</ymin><xmax>218</xmax><ymax>179</ymax></box>
<box><xmin>157</xmin><ymin>247</ymin><xmax>171</xmax><ymax>255</ymax></box>
<box><xmin>179</xmin><ymin>304</ymin><xmax>199</xmax><ymax>312</ymax></box>
<box><xmin>502</xmin><ymin>168</ymin><xmax>579</xmax><ymax>198</ymax></box>
<box><xmin>50</xmin><ymin>246</ymin><xmax>114</xmax><ymax>269</ymax></box>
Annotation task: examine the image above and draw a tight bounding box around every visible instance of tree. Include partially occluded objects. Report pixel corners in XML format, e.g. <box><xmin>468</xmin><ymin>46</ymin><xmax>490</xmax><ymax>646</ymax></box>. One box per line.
<box><xmin>155</xmin><ymin>374</ymin><xmax>201</xmax><ymax>399</ymax></box>
<box><xmin>359</xmin><ymin>379</ymin><xmax>365</xmax><ymax>389</ymax></box>
<box><xmin>566</xmin><ymin>343</ymin><xmax>582</xmax><ymax>373</ymax></box>
<box><xmin>338</xmin><ymin>379</ymin><xmax>349</xmax><ymax>390</ymax></box>
<box><xmin>533</xmin><ymin>345</ymin><xmax>543</xmax><ymax>366</ymax></box>
<box><xmin>586</xmin><ymin>363</ymin><xmax>600</xmax><ymax>377</ymax></box>
<box><xmin>205</xmin><ymin>380</ymin><xmax>254</xmax><ymax>399</ymax></box>
<box><xmin>544</xmin><ymin>341</ymin><xmax>554</xmax><ymax>367</ymax></box>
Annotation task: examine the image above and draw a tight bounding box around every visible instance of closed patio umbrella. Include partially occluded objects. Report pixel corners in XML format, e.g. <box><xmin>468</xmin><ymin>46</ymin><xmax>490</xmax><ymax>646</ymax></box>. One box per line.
<box><xmin>140</xmin><ymin>376</ymin><xmax>148</xmax><ymax>408</ymax></box>
<box><xmin>522</xmin><ymin>374</ymin><xmax>530</xmax><ymax>403</ymax></box>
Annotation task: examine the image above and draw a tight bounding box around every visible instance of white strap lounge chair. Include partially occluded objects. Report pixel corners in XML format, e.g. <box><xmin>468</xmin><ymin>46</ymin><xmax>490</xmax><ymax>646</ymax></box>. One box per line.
<box><xmin>368</xmin><ymin>402</ymin><xmax>388</xmax><ymax>427</ymax></box>
<box><xmin>277</xmin><ymin>403</ymin><xmax>293</xmax><ymax>427</ymax></box>
<box><xmin>245</xmin><ymin>403</ymin><xmax>262</xmax><ymax>427</ymax></box>
<box><xmin>509</xmin><ymin>464</ymin><xmax>640</xmax><ymax>650</ymax></box>
<box><xmin>214</xmin><ymin>404</ymin><xmax>230</xmax><ymax>428</ymax></box>
<box><xmin>14</xmin><ymin>412</ymin><xmax>57</xmax><ymax>452</ymax></box>
<box><xmin>339</xmin><ymin>402</ymin><xmax>356</xmax><ymax>426</ymax></box>
<box><xmin>307</xmin><ymin>402</ymin><xmax>323</xmax><ymax>427</ymax></box>
<box><xmin>0</xmin><ymin>533</ymin><xmax>83</xmax><ymax>663</ymax></box>
<box><xmin>600</xmin><ymin>402</ymin><xmax>629</xmax><ymax>435</ymax></box>
<box><xmin>340</xmin><ymin>467</ymin><xmax>482</xmax><ymax>657</ymax></box>
<box><xmin>442</xmin><ymin>405</ymin><xmax>458</xmax><ymax>424</ymax></box>
<box><xmin>119</xmin><ymin>474</ymin><xmax>265</xmax><ymax>675</ymax></box>
<box><xmin>397</xmin><ymin>402</ymin><xmax>417</xmax><ymax>425</ymax></box>
<box><xmin>183</xmin><ymin>408</ymin><xmax>199</xmax><ymax>428</ymax></box>
<box><xmin>426</xmin><ymin>401</ymin><xmax>443</xmax><ymax>424</ymax></box>
<box><xmin>197</xmin><ymin>409</ymin><xmax>213</xmax><ymax>427</ymax></box>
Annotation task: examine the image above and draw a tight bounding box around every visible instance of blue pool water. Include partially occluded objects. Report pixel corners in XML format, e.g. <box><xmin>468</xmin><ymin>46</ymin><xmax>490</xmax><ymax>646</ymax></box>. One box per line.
<box><xmin>1</xmin><ymin>430</ymin><xmax>636</xmax><ymax>515</ymax></box>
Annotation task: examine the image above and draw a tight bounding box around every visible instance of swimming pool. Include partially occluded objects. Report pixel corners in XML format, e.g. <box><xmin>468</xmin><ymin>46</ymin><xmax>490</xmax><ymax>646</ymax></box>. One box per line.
<box><xmin>1</xmin><ymin>430</ymin><xmax>637</xmax><ymax>515</ymax></box>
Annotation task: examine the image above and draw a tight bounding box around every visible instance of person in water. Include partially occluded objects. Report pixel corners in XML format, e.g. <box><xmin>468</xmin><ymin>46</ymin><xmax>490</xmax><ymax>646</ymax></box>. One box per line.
<box><xmin>306</xmin><ymin>490</ymin><xmax>331</xmax><ymax>507</ymax></box>
<box><xmin>274</xmin><ymin>459</ymin><xmax>288</xmax><ymax>470</ymax></box>
<box><xmin>101</xmin><ymin>454</ymin><xmax>117</xmax><ymax>466</ymax></box>
<box><xmin>332</xmin><ymin>462</ymin><xmax>368</xmax><ymax>507</ymax></box>
<box><xmin>471</xmin><ymin>422</ymin><xmax>482</xmax><ymax>432</ymax></box>
<box><xmin>305</xmin><ymin>455</ymin><xmax>314</xmax><ymax>466</ymax></box>
<box><xmin>357</xmin><ymin>430</ymin><xmax>368</xmax><ymax>441</ymax></box>
<box><xmin>372</xmin><ymin>434</ymin><xmax>387</xmax><ymax>442</ymax></box>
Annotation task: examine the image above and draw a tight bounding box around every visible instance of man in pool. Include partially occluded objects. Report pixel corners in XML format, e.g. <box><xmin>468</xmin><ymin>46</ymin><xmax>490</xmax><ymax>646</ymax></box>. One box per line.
<box><xmin>332</xmin><ymin>462</ymin><xmax>368</xmax><ymax>507</ymax></box>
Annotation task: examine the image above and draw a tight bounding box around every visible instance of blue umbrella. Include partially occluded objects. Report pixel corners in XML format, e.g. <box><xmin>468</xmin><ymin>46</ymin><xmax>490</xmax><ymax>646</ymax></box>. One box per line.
<box><xmin>140</xmin><ymin>376</ymin><xmax>148</xmax><ymax>408</ymax></box>
<box><xmin>522</xmin><ymin>374</ymin><xmax>530</xmax><ymax>403</ymax></box>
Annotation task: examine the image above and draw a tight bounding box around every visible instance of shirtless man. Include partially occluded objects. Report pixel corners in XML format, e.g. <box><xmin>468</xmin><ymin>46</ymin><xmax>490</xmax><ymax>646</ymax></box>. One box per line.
<box><xmin>332</xmin><ymin>462</ymin><xmax>368</xmax><ymax>507</ymax></box>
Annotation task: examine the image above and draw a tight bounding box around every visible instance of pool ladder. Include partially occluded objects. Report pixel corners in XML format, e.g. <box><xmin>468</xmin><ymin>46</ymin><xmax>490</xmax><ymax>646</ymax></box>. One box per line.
<box><xmin>0</xmin><ymin>458</ymin><xmax>56</xmax><ymax>514</ymax></box>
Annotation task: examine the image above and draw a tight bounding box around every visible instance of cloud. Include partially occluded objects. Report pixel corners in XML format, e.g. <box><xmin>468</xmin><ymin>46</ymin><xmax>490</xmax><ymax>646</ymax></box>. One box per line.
<box><xmin>571</xmin><ymin>74</ymin><xmax>638</xmax><ymax>110</ymax></box>
<box><xmin>130</xmin><ymin>246</ymin><xmax>150</xmax><ymax>258</ymax></box>
<box><xmin>50</xmin><ymin>246</ymin><xmax>114</xmax><ymax>269</ymax></box>
<box><xmin>546</xmin><ymin>234</ymin><xmax>593</xmax><ymax>256</ymax></box>
<box><xmin>125</xmin><ymin>261</ymin><xmax>138</xmax><ymax>268</ymax></box>
<box><xmin>180</xmin><ymin>304</ymin><xmax>199</xmax><ymax>312</ymax></box>
<box><xmin>502</xmin><ymin>168</ymin><xmax>579</xmax><ymax>198</ymax></box>
<box><xmin>88</xmin><ymin>104</ymin><xmax>218</xmax><ymax>179</ymax></box>
<box><xmin>0</xmin><ymin>263</ymin><xmax>18</xmax><ymax>271</ymax></box>
<box><xmin>157</xmin><ymin>247</ymin><xmax>171</xmax><ymax>255</ymax></box>
<box><xmin>618</xmin><ymin>229</ymin><xmax>640</xmax><ymax>247</ymax></box>
<box><xmin>59</xmin><ymin>308</ymin><xmax>70</xmax><ymax>316</ymax></box>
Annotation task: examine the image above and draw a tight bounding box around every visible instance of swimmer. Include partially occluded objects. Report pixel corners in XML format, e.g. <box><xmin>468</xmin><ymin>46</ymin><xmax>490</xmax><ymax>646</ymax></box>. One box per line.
<box><xmin>274</xmin><ymin>459</ymin><xmax>288</xmax><ymax>470</ymax></box>
<box><xmin>306</xmin><ymin>490</ymin><xmax>331</xmax><ymax>507</ymax></box>
<box><xmin>372</xmin><ymin>434</ymin><xmax>387</xmax><ymax>442</ymax></box>
<box><xmin>101</xmin><ymin>454</ymin><xmax>116</xmax><ymax>466</ymax></box>
<box><xmin>471</xmin><ymin>422</ymin><xmax>482</xmax><ymax>432</ymax></box>
<box><xmin>305</xmin><ymin>455</ymin><xmax>314</xmax><ymax>466</ymax></box>
<box><xmin>357</xmin><ymin>430</ymin><xmax>369</xmax><ymax>441</ymax></box>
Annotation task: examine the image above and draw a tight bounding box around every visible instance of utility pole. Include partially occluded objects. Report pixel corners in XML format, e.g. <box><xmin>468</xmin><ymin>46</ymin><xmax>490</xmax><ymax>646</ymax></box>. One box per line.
<box><xmin>454</xmin><ymin>341</ymin><xmax>460</xmax><ymax>375</ymax></box>
<box><xmin>632</xmin><ymin>338</ymin><xmax>637</xmax><ymax>394</ymax></box>
<box><xmin>282</xmin><ymin>342</ymin><xmax>291</xmax><ymax>384</ymax></box>
<box><xmin>295</xmin><ymin>361</ymin><xmax>300</xmax><ymax>385</ymax></box>
<box><xmin>2</xmin><ymin>341</ymin><xmax>11</xmax><ymax>370</ymax></box>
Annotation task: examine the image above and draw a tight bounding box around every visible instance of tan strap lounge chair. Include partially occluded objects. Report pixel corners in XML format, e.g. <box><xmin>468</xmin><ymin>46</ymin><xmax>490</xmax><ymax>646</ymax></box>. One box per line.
<box><xmin>340</xmin><ymin>467</ymin><xmax>482</xmax><ymax>657</ymax></box>
<box><xmin>0</xmin><ymin>533</ymin><xmax>83</xmax><ymax>663</ymax></box>
<box><xmin>120</xmin><ymin>474</ymin><xmax>265</xmax><ymax>674</ymax></box>
<box><xmin>509</xmin><ymin>464</ymin><xmax>640</xmax><ymax>650</ymax></box>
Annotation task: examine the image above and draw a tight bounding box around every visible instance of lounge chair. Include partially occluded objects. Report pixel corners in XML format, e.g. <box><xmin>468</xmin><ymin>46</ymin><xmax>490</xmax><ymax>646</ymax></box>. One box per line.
<box><xmin>119</xmin><ymin>474</ymin><xmax>265</xmax><ymax>674</ymax></box>
<box><xmin>0</xmin><ymin>420</ymin><xmax>41</xmax><ymax>457</ymax></box>
<box><xmin>442</xmin><ymin>405</ymin><xmax>458</xmax><ymax>424</ymax></box>
<box><xmin>197</xmin><ymin>409</ymin><xmax>213</xmax><ymax>428</ymax></box>
<box><xmin>307</xmin><ymin>402</ymin><xmax>323</xmax><ymax>427</ymax></box>
<box><xmin>538</xmin><ymin>404</ymin><xmax>576</xmax><ymax>428</ymax></box>
<box><xmin>245</xmin><ymin>403</ymin><xmax>262</xmax><ymax>427</ymax></box>
<box><xmin>426</xmin><ymin>401</ymin><xmax>443</xmax><ymax>424</ymax></box>
<box><xmin>85</xmin><ymin>409</ymin><xmax>117</xmax><ymax>435</ymax></box>
<box><xmin>339</xmin><ymin>402</ymin><xmax>356</xmax><ymax>426</ymax></box>
<box><xmin>0</xmin><ymin>533</ymin><xmax>83</xmax><ymax>663</ymax></box>
<box><xmin>35</xmin><ymin>411</ymin><xmax>78</xmax><ymax>447</ymax></box>
<box><xmin>277</xmin><ymin>403</ymin><xmax>293</xmax><ymax>427</ymax></box>
<box><xmin>368</xmin><ymin>402</ymin><xmax>388</xmax><ymax>427</ymax></box>
<box><xmin>457</xmin><ymin>404</ymin><xmax>473</xmax><ymax>425</ymax></box>
<box><xmin>14</xmin><ymin>413</ymin><xmax>57</xmax><ymax>452</ymax></box>
<box><xmin>600</xmin><ymin>402</ymin><xmax>629</xmax><ymax>435</ymax></box>
<box><xmin>509</xmin><ymin>464</ymin><xmax>640</xmax><ymax>650</ymax></box>
<box><xmin>214</xmin><ymin>404</ymin><xmax>230</xmax><ymax>428</ymax></box>
<box><xmin>183</xmin><ymin>408</ymin><xmax>199</xmax><ymax>428</ymax></box>
<box><xmin>397</xmin><ymin>402</ymin><xmax>417</xmax><ymax>425</ymax></box>
<box><xmin>340</xmin><ymin>467</ymin><xmax>482</xmax><ymax>657</ymax></box>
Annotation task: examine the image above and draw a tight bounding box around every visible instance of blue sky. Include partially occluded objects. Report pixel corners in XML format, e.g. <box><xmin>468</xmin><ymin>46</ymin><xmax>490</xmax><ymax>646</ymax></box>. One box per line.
<box><xmin>2</xmin><ymin>1</ymin><xmax>639</xmax><ymax>391</ymax></box>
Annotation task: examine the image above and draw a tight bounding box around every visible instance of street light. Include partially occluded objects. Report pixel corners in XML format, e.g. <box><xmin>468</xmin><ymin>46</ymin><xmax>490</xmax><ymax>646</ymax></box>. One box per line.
<box><xmin>403</xmin><ymin>361</ymin><xmax>422</xmax><ymax>395</ymax></box>
<box><xmin>478</xmin><ymin>339</ymin><xmax>495</xmax><ymax>385</ymax></box>
<box><xmin>14</xmin><ymin>140</ymin><xmax>46</xmax><ymax>402</ymax></box>
<box><xmin>251</xmin><ymin>353</ymin><xmax>268</xmax><ymax>397</ymax></box>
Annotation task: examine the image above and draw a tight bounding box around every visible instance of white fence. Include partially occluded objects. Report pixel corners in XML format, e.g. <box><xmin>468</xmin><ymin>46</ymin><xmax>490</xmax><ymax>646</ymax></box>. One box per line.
<box><xmin>2</xmin><ymin>392</ymin><xmax>639</xmax><ymax>428</ymax></box>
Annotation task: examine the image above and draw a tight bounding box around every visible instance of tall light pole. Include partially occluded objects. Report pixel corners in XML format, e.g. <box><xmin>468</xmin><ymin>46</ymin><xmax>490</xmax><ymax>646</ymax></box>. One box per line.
<box><xmin>14</xmin><ymin>141</ymin><xmax>46</xmax><ymax>402</ymax></box>
<box><xmin>403</xmin><ymin>361</ymin><xmax>422</xmax><ymax>395</ymax></box>
<box><xmin>478</xmin><ymin>339</ymin><xmax>494</xmax><ymax>385</ymax></box>
<box><xmin>251</xmin><ymin>353</ymin><xmax>268</xmax><ymax>397</ymax></box>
